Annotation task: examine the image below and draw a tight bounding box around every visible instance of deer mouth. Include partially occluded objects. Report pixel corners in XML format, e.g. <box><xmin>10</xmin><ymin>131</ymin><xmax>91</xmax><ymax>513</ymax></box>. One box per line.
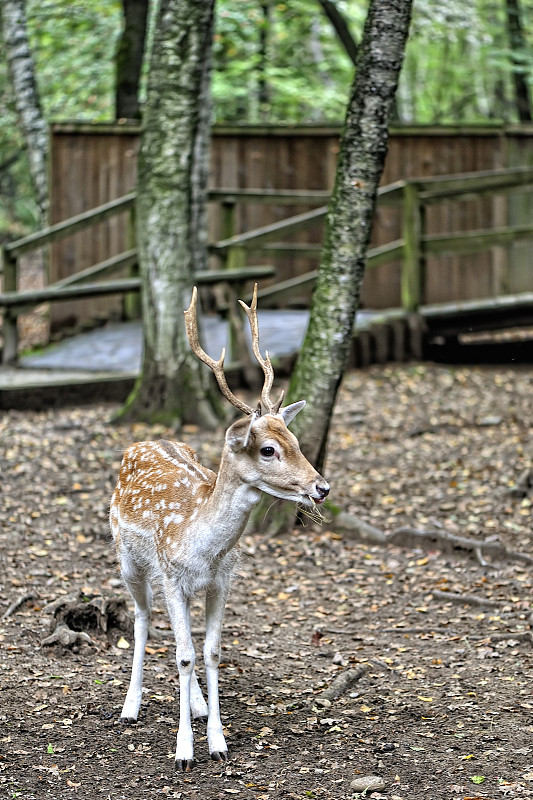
<box><xmin>306</xmin><ymin>493</ymin><xmax>326</xmax><ymax>506</ymax></box>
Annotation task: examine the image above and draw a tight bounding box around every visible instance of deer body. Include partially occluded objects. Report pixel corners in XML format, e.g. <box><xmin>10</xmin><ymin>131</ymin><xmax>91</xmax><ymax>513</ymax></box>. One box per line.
<box><xmin>110</xmin><ymin>287</ymin><xmax>329</xmax><ymax>770</ymax></box>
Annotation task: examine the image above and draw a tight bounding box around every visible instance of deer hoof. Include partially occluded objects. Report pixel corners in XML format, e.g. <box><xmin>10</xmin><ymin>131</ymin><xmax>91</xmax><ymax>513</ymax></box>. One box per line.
<box><xmin>119</xmin><ymin>716</ymin><xmax>137</xmax><ymax>725</ymax></box>
<box><xmin>175</xmin><ymin>758</ymin><xmax>195</xmax><ymax>772</ymax></box>
<box><xmin>211</xmin><ymin>750</ymin><xmax>228</xmax><ymax>762</ymax></box>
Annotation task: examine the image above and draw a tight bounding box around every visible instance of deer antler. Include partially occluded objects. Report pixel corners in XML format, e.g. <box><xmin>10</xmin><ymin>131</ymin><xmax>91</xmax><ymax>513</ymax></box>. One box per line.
<box><xmin>184</xmin><ymin>287</ymin><xmax>254</xmax><ymax>416</ymax></box>
<box><xmin>239</xmin><ymin>284</ymin><xmax>284</xmax><ymax>415</ymax></box>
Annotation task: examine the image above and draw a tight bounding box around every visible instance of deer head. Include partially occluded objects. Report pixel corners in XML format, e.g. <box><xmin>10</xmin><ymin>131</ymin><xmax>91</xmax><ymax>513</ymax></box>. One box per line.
<box><xmin>184</xmin><ymin>285</ymin><xmax>329</xmax><ymax>508</ymax></box>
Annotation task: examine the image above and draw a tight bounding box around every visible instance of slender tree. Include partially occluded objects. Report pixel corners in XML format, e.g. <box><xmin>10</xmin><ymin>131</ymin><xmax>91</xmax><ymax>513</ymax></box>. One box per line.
<box><xmin>0</xmin><ymin>0</ymin><xmax>48</xmax><ymax>219</ymax></box>
<box><xmin>505</xmin><ymin>0</ymin><xmax>532</xmax><ymax>122</ymax></box>
<box><xmin>119</xmin><ymin>0</ymin><xmax>220</xmax><ymax>428</ymax></box>
<box><xmin>115</xmin><ymin>0</ymin><xmax>149</xmax><ymax>120</ymax></box>
<box><xmin>316</xmin><ymin>0</ymin><xmax>358</xmax><ymax>66</ymax></box>
<box><xmin>288</xmin><ymin>0</ymin><xmax>413</xmax><ymax>471</ymax></box>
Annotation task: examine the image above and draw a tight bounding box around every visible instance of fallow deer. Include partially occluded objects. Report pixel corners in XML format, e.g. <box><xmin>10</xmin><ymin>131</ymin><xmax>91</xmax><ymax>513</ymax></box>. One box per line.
<box><xmin>109</xmin><ymin>285</ymin><xmax>330</xmax><ymax>770</ymax></box>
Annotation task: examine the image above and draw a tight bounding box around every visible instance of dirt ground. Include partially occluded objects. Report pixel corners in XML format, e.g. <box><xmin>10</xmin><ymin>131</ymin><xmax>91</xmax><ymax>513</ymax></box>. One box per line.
<box><xmin>1</xmin><ymin>362</ymin><xmax>533</xmax><ymax>800</ymax></box>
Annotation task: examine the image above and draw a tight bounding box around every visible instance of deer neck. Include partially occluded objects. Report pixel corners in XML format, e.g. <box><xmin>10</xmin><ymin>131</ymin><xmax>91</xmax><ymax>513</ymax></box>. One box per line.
<box><xmin>199</xmin><ymin>446</ymin><xmax>260</xmax><ymax>555</ymax></box>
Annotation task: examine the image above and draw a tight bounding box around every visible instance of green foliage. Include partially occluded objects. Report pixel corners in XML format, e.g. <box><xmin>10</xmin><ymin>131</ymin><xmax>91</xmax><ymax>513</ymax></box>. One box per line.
<box><xmin>399</xmin><ymin>0</ymin><xmax>533</xmax><ymax>122</ymax></box>
<box><xmin>212</xmin><ymin>0</ymin><xmax>364</xmax><ymax>123</ymax></box>
<box><xmin>27</xmin><ymin>0</ymin><xmax>121</xmax><ymax>121</ymax></box>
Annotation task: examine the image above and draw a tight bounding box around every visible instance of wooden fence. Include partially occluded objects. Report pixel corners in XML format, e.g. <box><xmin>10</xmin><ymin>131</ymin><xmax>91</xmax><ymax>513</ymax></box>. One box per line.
<box><xmin>43</xmin><ymin>123</ymin><xmax>533</xmax><ymax>327</ymax></box>
<box><xmin>2</xmin><ymin>166</ymin><xmax>533</xmax><ymax>365</ymax></box>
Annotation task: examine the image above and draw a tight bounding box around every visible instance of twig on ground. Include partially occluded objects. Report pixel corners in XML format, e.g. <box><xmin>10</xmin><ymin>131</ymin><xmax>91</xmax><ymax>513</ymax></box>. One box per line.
<box><xmin>313</xmin><ymin>663</ymin><xmax>370</xmax><ymax>707</ymax></box>
<box><xmin>472</xmin><ymin>630</ymin><xmax>533</xmax><ymax>644</ymax></box>
<box><xmin>1</xmin><ymin>593</ymin><xmax>35</xmax><ymax>621</ymax></box>
<box><xmin>430</xmin><ymin>589</ymin><xmax>501</xmax><ymax>607</ymax></box>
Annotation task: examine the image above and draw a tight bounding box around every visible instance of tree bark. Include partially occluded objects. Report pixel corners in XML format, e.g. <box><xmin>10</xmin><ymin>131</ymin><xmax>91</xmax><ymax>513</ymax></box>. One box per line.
<box><xmin>505</xmin><ymin>0</ymin><xmax>532</xmax><ymax>122</ymax></box>
<box><xmin>118</xmin><ymin>0</ymin><xmax>220</xmax><ymax>429</ymax></box>
<box><xmin>115</xmin><ymin>0</ymin><xmax>149</xmax><ymax>121</ymax></box>
<box><xmin>288</xmin><ymin>0</ymin><xmax>413</xmax><ymax>472</ymax></box>
<box><xmin>0</xmin><ymin>0</ymin><xmax>48</xmax><ymax>219</ymax></box>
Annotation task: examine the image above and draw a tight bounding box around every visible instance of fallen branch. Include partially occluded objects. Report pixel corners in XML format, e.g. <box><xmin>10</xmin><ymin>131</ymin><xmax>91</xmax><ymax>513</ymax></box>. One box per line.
<box><xmin>313</xmin><ymin>663</ymin><xmax>370</xmax><ymax>707</ymax></box>
<box><xmin>331</xmin><ymin>512</ymin><xmax>533</xmax><ymax>566</ymax></box>
<box><xmin>1</xmin><ymin>592</ymin><xmax>35</xmax><ymax>621</ymax></box>
<box><xmin>430</xmin><ymin>589</ymin><xmax>501</xmax><ymax>607</ymax></box>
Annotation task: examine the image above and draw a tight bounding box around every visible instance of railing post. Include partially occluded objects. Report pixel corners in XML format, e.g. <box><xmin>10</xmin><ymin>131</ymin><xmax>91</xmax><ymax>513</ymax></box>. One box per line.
<box><xmin>1</xmin><ymin>247</ymin><xmax>19</xmax><ymax>364</ymax></box>
<box><xmin>401</xmin><ymin>181</ymin><xmax>425</xmax><ymax>312</ymax></box>
<box><xmin>123</xmin><ymin>201</ymin><xmax>140</xmax><ymax>320</ymax></box>
<box><xmin>219</xmin><ymin>197</ymin><xmax>257</xmax><ymax>385</ymax></box>
<box><xmin>221</xmin><ymin>197</ymin><xmax>236</xmax><ymax>241</ymax></box>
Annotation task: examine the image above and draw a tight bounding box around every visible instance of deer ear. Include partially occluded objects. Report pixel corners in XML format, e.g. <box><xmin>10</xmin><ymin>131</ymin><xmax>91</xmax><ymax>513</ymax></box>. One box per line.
<box><xmin>225</xmin><ymin>413</ymin><xmax>258</xmax><ymax>451</ymax></box>
<box><xmin>280</xmin><ymin>400</ymin><xmax>306</xmax><ymax>426</ymax></box>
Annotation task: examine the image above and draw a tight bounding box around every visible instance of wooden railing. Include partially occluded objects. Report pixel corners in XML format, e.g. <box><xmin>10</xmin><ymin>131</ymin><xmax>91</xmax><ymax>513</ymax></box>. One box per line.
<box><xmin>2</xmin><ymin>167</ymin><xmax>533</xmax><ymax>364</ymax></box>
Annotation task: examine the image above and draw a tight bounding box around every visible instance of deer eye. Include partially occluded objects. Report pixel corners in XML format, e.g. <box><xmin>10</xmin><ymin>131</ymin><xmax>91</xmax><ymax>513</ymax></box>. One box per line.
<box><xmin>260</xmin><ymin>446</ymin><xmax>275</xmax><ymax>457</ymax></box>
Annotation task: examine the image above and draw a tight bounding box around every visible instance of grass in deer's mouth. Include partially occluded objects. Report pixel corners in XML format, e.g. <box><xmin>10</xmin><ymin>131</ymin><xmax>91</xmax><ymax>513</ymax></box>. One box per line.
<box><xmin>297</xmin><ymin>498</ymin><xmax>328</xmax><ymax>525</ymax></box>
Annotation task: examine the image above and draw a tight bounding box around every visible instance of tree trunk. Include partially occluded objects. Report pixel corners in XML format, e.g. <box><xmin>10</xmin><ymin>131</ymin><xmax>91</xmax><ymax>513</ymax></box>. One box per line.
<box><xmin>118</xmin><ymin>0</ymin><xmax>220</xmax><ymax>429</ymax></box>
<box><xmin>289</xmin><ymin>0</ymin><xmax>413</xmax><ymax>472</ymax></box>
<box><xmin>505</xmin><ymin>0</ymin><xmax>532</xmax><ymax>123</ymax></box>
<box><xmin>115</xmin><ymin>0</ymin><xmax>149</xmax><ymax>121</ymax></box>
<box><xmin>0</xmin><ymin>0</ymin><xmax>48</xmax><ymax>219</ymax></box>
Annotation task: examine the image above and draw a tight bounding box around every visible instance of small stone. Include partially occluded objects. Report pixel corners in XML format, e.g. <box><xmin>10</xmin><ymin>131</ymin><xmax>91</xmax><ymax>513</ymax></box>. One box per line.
<box><xmin>350</xmin><ymin>775</ymin><xmax>386</xmax><ymax>793</ymax></box>
<box><xmin>332</xmin><ymin>652</ymin><xmax>345</xmax><ymax>665</ymax></box>
<box><xmin>478</xmin><ymin>415</ymin><xmax>502</xmax><ymax>426</ymax></box>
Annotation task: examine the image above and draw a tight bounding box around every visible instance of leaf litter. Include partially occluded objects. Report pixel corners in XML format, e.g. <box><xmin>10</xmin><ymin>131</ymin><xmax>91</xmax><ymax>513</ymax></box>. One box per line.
<box><xmin>0</xmin><ymin>362</ymin><xmax>532</xmax><ymax>799</ymax></box>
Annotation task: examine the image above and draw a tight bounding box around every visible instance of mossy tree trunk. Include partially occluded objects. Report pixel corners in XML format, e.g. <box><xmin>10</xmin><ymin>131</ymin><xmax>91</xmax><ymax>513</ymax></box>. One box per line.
<box><xmin>288</xmin><ymin>0</ymin><xmax>413</xmax><ymax>474</ymax></box>
<box><xmin>119</xmin><ymin>0</ymin><xmax>220</xmax><ymax>429</ymax></box>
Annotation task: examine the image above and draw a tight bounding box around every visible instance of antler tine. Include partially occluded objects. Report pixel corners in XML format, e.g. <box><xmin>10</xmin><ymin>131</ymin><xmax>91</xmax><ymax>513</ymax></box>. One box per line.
<box><xmin>184</xmin><ymin>287</ymin><xmax>254</xmax><ymax>416</ymax></box>
<box><xmin>238</xmin><ymin>284</ymin><xmax>283</xmax><ymax>415</ymax></box>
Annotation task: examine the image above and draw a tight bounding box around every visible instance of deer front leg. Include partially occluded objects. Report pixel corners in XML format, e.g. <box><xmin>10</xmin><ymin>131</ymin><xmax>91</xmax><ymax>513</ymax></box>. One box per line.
<box><xmin>204</xmin><ymin>577</ymin><xmax>230</xmax><ymax>761</ymax></box>
<box><xmin>164</xmin><ymin>581</ymin><xmax>196</xmax><ymax>771</ymax></box>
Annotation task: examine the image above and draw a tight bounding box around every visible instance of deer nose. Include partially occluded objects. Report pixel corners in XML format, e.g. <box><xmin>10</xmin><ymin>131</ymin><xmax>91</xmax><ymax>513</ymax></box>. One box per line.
<box><xmin>315</xmin><ymin>483</ymin><xmax>330</xmax><ymax>500</ymax></box>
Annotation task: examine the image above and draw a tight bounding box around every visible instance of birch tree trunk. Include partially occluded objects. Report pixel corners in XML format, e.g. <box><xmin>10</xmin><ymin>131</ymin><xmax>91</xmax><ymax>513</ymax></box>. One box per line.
<box><xmin>288</xmin><ymin>0</ymin><xmax>413</xmax><ymax>472</ymax></box>
<box><xmin>119</xmin><ymin>0</ymin><xmax>220</xmax><ymax>428</ymax></box>
<box><xmin>1</xmin><ymin>0</ymin><xmax>48</xmax><ymax>219</ymax></box>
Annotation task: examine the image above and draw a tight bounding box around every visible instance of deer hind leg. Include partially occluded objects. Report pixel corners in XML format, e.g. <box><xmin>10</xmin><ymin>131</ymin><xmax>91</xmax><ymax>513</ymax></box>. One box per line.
<box><xmin>164</xmin><ymin>579</ymin><xmax>196</xmax><ymax>771</ymax></box>
<box><xmin>119</xmin><ymin>555</ymin><xmax>153</xmax><ymax>722</ymax></box>
<box><xmin>204</xmin><ymin>572</ymin><xmax>231</xmax><ymax>762</ymax></box>
<box><xmin>190</xmin><ymin>670</ymin><xmax>209</xmax><ymax>720</ymax></box>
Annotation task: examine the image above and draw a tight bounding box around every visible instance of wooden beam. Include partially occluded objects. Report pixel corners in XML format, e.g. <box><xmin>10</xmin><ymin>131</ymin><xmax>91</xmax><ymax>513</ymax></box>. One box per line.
<box><xmin>0</xmin><ymin>266</ymin><xmax>275</xmax><ymax>308</ymax></box>
<box><xmin>209</xmin><ymin>188</ymin><xmax>331</xmax><ymax>205</ymax></box>
<box><xmin>212</xmin><ymin>206</ymin><xmax>328</xmax><ymax>251</ymax></box>
<box><xmin>4</xmin><ymin>193</ymin><xmax>136</xmax><ymax>257</ymax></box>
<box><xmin>424</xmin><ymin>224</ymin><xmax>533</xmax><ymax>256</ymax></box>
<box><xmin>418</xmin><ymin>167</ymin><xmax>533</xmax><ymax>202</ymax></box>
<box><xmin>53</xmin><ymin>250</ymin><xmax>138</xmax><ymax>287</ymax></box>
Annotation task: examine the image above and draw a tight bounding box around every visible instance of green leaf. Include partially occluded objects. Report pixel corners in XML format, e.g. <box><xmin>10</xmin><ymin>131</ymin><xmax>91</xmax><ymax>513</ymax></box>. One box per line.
<box><xmin>470</xmin><ymin>775</ymin><xmax>486</xmax><ymax>784</ymax></box>
<box><xmin>47</xmin><ymin>743</ymin><xmax>54</xmax><ymax>754</ymax></box>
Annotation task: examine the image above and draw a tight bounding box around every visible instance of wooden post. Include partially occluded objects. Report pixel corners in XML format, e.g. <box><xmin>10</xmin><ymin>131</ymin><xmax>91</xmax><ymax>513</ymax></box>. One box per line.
<box><xmin>221</xmin><ymin>197</ymin><xmax>236</xmax><ymax>241</ymax></box>
<box><xmin>123</xmin><ymin>202</ymin><xmax>141</xmax><ymax>320</ymax></box>
<box><xmin>401</xmin><ymin>182</ymin><xmax>425</xmax><ymax>312</ymax></box>
<box><xmin>1</xmin><ymin>247</ymin><xmax>19</xmax><ymax>364</ymax></box>
<box><xmin>220</xmin><ymin>198</ymin><xmax>254</xmax><ymax>379</ymax></box>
